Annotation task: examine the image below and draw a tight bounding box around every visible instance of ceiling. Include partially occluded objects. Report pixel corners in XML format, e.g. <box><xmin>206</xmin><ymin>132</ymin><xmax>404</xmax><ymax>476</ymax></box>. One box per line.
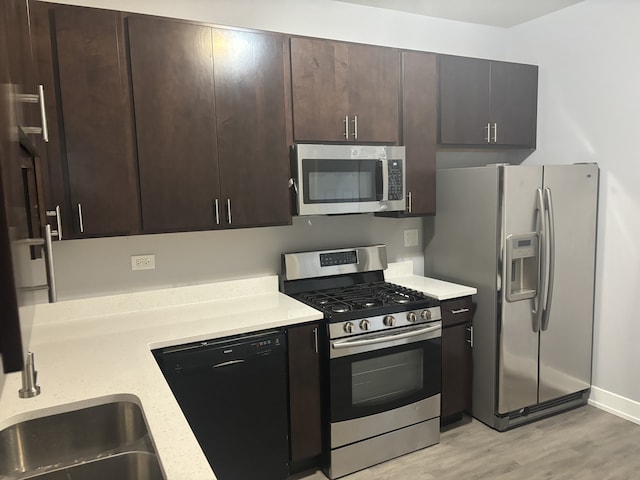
<box><xmin>334</xmin><ymin>0</ymin><xmax>584</xmax><ymax>27</ymax></box>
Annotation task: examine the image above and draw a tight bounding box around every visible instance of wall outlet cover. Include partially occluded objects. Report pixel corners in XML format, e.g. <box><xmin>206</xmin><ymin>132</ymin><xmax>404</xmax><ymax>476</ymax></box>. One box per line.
<box><xmin>404</xmin><ymin>229</ymin><xmax>419</xmax><ymax>247</ymax></box>
<box><xmin>131</xmin><ymin>254</ymin><xmax>155</xmax><ymax>270</ymax></box>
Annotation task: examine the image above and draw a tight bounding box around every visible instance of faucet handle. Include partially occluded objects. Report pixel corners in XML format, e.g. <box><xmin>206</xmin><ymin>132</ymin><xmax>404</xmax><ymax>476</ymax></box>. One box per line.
<box><xmin>19</xmin><ymin>352</ymin><xmax>41</xmax><ymax>399</ymax></box>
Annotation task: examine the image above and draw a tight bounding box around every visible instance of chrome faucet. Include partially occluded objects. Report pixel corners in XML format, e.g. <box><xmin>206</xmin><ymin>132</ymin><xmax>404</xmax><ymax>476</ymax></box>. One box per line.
<box><xmin>19</xmin><ymin>352</ymin><xmax>41</xmax><ymax>398</ymax></box>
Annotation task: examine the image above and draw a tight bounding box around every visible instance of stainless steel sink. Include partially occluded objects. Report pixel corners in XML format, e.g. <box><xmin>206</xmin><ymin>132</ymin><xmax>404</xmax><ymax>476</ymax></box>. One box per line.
<box><xmin>0</xmin><ymin>400</ymin><xmax>166</xmax><ymax>480</ymax></box>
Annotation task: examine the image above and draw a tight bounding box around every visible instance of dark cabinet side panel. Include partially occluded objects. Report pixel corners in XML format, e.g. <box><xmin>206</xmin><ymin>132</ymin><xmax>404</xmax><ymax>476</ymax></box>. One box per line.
<box><xmin>439</xmin><ymin>55</ymin><xmax>491</xmax><ymax>145</ymax></box>
<box><xmin>128</xmin><ymin>15</ymin><xmax>220</xmax><ymax>233</ymax></box>
<box><xmin>287</xmin><ymin>323</ymin><xmax>322</xmax><ymax>470</ymax></box>
<box><xmin>402</xmin><ymin>50</ymin><xmax>437</xmax><ymax>215</ymax></box>
<box><xmin>213</xmin><ymin>29</ymin><xmax>291</xmax><ymax>228</ymax></box>
<box><xmin>490</xmin><ymin>61</ymin><xmax>538</xmax><ymax>148</ymax></box>
<box><xmin>54</xmin><ymin>6</ymin><xmax>140</xmax><ymax>236</ymax></box>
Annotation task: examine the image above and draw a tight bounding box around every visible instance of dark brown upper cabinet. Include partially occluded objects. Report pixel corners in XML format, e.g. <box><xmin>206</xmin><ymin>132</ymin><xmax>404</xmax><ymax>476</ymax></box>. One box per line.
<box><xmin>401</xmin><ymin>50</ymin><xmax>438</xmax><ymax>216</ymax></box>
<box><xmin>30</xmin><ymin>3</ymin><xmax>141</xmax><ymax>238</ymax></box>
<box><xmin>128</xmin><ymin>16</ymin><xmax>220</xmax><ymax>233</ymax></box>
<box><xmin>128</xmin><ymin>15</ymin><xmax>291</xmax><ymax>232</ymax></box>
<box><xmin>290</xmin><ymin>37</ymin><xmax>400</xmax><ymax>144</ymax></box>
<box><xmin>439</xmin><ymin>55</ymin><xmax>538</xmax><ymax>148</ymax></box>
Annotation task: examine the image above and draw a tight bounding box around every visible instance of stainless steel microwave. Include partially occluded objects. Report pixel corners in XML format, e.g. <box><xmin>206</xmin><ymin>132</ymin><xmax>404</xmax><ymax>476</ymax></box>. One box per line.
<box><xmin>290</xmin><ymin>144</ymin><xmax>406</xmax><ymax>216</ymax></box>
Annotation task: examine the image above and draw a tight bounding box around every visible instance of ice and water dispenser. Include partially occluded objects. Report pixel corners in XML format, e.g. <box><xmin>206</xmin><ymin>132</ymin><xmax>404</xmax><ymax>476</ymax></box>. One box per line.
<box><xmin>505</xmin><ymin>233</ymin><xmax>539</xmax><ymax>302</ymax></box>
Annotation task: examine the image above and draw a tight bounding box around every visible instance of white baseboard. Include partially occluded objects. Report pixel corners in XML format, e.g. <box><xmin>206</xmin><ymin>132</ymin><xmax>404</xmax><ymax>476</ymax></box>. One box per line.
<box><xmin>588</xmin><ymin>386</ymin><xmax>640</xmax><ymax>426</ymax></box>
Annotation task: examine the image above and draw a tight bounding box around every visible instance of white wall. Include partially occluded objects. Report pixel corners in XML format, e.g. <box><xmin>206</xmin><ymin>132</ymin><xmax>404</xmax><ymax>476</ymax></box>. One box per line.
<box><xmin>44</xmin><ymin>0</ymin><xmax>511</xmax><ymax>300</ymax></box>
<box><xmin>509</xmin><ymin>0</ymin><xmax>640</xmax><ymax>406</ymax></box>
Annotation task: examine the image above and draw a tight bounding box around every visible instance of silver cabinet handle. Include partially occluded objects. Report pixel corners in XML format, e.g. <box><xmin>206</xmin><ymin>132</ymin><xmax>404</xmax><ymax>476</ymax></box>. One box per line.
<box><xmin>77</xmin><ymin>203</ymin><xmax>84</xmax><ymax>233</ymax></box>
<box><xmin>343</xmin><ymin>115</ymin><xmax>349</xmax><ymax>139</ymax></box>
<box><xmin>38</xmin><ymin>85</ymin><xmax>49</xmax><ymax>142</ymax></box>
<box><xmin>467</xmin><ymin>325</ymin><xmax>473</xmax><ymax>347</ymax></box>
<box><xmin>492</xmin><ymin>122</ymin><xmax>498</xmax><ymax>143</ymax></box>
<box><xmin>15</xmin><ymin>85</ymin><xmax>49</xmax><ymax>142</ymax></box>
<box><xmin>313</xmin><ymin>327</ymin><xmax>319</xmax><ymax>354</ymax></box>
<box><xmin>18</xmin><ymin>227</ymin><xmax>57</xmax><ymax>302</ymax></box>
<box><xmin>226</xmin><ymin>199</ymin><xmax>232</xmax><ymax>224</ymax></box>
<box><xmin>214</xmin><ymin>199</ymin><xmax>220</xmax><ymax>225</ymax></box>
<box><xmin>351</xmin><ymin>114</ymin><xmax>358</xmax><ymax>140</ymax></box>
<box><xmin>407</xmin><ymin>191</ymin><xmax>412</xmax><ymax>213</ymax></box>
<box><xmin>451</xmin><ymin>308</ymin><xmax>470</xmax><ymax>314</ymax></box>
<box><xmin>486</xmin><ymin>123</ymin><xmax>491</xmax><ymax>143</ymax></box>
<box><xmin>42</xmin><ymin>224</ymin><xmax>57</xmax><ymax>302</ymax></box>
<box><xmin>45</xmin><ymin>205</ymin><xmax>62</xmax><ymax>240</ymax></box>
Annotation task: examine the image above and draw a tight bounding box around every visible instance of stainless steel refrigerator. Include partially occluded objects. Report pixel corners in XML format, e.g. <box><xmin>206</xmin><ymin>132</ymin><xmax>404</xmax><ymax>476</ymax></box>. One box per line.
<box><xmin>424</xmin><ymin>164</ymin><xmax>599</xmax><ymax>431</ymax></box>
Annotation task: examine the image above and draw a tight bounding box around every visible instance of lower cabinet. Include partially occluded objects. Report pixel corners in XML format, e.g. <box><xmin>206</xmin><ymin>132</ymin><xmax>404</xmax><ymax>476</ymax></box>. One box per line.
<box><xmin>441</xmin><ymin>296</ymin><xmax>474</xmax><ymax>425</ymax></box>
<box><xmin>287</xmin><ymin>322</ymin><xmax>322</xmax><ymax>473</ymax></box>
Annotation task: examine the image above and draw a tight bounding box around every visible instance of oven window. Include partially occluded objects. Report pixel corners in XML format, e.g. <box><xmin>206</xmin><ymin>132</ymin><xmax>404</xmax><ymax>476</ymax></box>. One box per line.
<box><xmin>330</xmin><ymin>337</ymin><xmax>441</xmax><ymax>423</ymax></box>
<box><xmin>352</xmin><ymin>349</ymin><xmax>423</xmax><ymax>406</ymax></box>
<box><xmin>302</xmin><ymin>159</ymin><xmax>380</xmax><ymax>204</ymax></box>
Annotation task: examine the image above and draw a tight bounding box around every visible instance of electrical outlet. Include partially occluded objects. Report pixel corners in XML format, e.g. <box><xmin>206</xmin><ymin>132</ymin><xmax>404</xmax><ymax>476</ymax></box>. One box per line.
<box><xmin>404</xmin><ymin>229</ymin><xmax>419</xmax><ymax>247</ymax></box>
<box><xmin>131</xmin><ymin>254</ymin><xmax>155</xmax><ymax>271</ymax></box>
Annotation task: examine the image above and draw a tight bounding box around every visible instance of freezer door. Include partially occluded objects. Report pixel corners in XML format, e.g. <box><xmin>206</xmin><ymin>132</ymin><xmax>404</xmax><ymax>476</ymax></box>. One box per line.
<box><xmin>497</xmin><ymin>165</ymin><xmax>543</xmax><ymax>414</ymax></box>
<box><xmin>538</xmin><ymin>164</ymin><xmax>598</xmax><ymax>403</ymax></box>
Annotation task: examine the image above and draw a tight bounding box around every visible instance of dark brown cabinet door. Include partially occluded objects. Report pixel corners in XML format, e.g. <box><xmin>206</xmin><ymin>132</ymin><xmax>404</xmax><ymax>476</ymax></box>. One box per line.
<box><xmin>439</xmin><ymin>55</ymin><xmax>491</xmax><ymax>145</ymax></box>
<box><xmin>213</xmin><ymin>29</ymin><xmax>291</xmax><ymax>228</ymax></box>
<box><xmin>440</xmin><ymin>296</ymin><xmax>474</xmax><ymax>423</ymax></box>
<box><xmin>291</xmin><ymin>37</ymin><xmax>400</xmax><ymax>143</ymax></box>
<box><xmin>401</xmin><ymin>50</ymin><xmax>437</xmax><ymax>216</ymax></box>
<box><xmin>287</xmin><ymin>323</ymin><xmax>322</xmax><ymax>472</ymax></box>
<box><xmin>439</xmin><ymin>55</ymin><xmax>538</xmax><ymax>148</ymax></box>
<box><xmin>490</xmin><ymin>61</ymin><xmax>538</xmax><ymax>147</ymax></box>
<box><xmin>128</xmin><ymin>15</ymin><xmax>220</xmax><ymax>233</ymax></box>
<box><xmin>347</xmin><ymin>42</ymin><xmax>400</xmax><ymax>143</ymax></box>
<box><xmin>441</xmin><ymin>322</ymin><xmax>472</xmax><ymax>420</ymax></box>
<box><xmin>290</xmin><ymin>37</ymin><xmax>349</xmax><ymax>142</ymax></box>
<box><xmin>35</xmin><ymin>5</ymin><xmax>141</xmax><ymax>237</ymax></box>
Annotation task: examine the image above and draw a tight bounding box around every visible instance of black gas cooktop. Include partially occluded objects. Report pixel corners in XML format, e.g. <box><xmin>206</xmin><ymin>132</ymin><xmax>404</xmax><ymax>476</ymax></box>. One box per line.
<box><xmin>292</xmin><ymin>281</ymin><xmax>439</xmax><ymax>322</ymax></box>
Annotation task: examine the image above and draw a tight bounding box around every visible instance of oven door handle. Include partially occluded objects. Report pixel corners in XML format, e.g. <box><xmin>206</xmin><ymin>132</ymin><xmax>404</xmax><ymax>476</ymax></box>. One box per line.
<box><xmin>332</xmin><ymin>324</ymin><xmax>441</xmax><ymax>349</ymax></box>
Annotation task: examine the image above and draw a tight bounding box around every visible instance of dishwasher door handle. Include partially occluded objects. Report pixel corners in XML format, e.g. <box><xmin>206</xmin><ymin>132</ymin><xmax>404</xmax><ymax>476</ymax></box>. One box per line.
<box><xmin>212</xmin><ymin>359</ymin><xmax>245</xmax><ymax>369</ymax></box>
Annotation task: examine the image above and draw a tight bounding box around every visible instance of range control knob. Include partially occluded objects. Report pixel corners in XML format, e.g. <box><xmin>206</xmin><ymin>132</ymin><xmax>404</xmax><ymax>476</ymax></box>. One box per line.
<box><xmin>421</xmin><ymin>309</ymin><xmax>432</xmax><ymax>321</ymax></box>
<box><xmin>383</xmin><ymin>315</ymin><xmax>395</xmax><ymax>327</ymax></box>
<box><xmin>407</xmin><ymin>311</ymin><xmax>418</xmax><ymax>323</ymax></box>
<box><xmin>343</xmin><ymin>322</ymin><xmax>354</xmax><ymax>334</ymax></box>
<box><xmin>359</xmin><ymin>319</ymin><xmax>371</xmax><ymax>331</ymax></box>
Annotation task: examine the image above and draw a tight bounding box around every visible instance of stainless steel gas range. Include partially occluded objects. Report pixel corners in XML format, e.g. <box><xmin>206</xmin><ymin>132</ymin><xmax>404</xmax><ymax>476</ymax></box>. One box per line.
<box><xmin>280</xmin><ymin>245</ymin><xmax>442</xmax><ymax>479</ymax></box>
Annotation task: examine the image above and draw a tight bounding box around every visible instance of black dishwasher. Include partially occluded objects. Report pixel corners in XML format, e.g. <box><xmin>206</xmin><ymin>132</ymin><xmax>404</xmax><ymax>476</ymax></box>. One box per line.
<box><xmin>154</xmin><ymin>330</ymin><xmax>289</xmax><ymax>480</ymax></box>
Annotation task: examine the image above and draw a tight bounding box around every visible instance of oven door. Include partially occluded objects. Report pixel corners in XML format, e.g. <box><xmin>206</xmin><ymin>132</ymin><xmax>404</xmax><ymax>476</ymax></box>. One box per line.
<box><xmin>329</xmin><ymin>323</ymin><xmax>441</xmax><ymax>424</ymax></box>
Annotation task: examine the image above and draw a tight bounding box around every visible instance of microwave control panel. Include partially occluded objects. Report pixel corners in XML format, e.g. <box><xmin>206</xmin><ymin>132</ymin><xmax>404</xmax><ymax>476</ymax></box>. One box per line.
<box><xmin>388</xmin><ymin>160</ymin><xmax>403</xmax><ymax>201</ymax></box>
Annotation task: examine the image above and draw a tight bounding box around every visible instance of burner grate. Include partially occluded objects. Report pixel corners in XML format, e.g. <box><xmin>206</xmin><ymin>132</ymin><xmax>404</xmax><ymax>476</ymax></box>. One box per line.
<box><xmin>295</xmin><ymin>281</ymin><xmax>437</xmax><ymax>319</ymax></box>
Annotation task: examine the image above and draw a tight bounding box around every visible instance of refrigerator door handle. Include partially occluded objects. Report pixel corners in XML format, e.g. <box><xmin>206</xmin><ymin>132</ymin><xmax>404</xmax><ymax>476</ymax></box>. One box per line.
<box><xmin>532</xmin><ymin>188</ymin><xmax>546</xmax><ymax>332</ymax></box>
<box><xmin>541</xmin><ymin>188</ymin><xmax>556</xmax><ymax>331</ymax></box>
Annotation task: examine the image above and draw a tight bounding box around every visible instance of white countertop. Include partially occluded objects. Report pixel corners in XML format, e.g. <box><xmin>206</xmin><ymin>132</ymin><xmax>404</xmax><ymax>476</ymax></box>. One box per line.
<box><xmin>0</xmin><ymin>265</ymin><xmax>475</xmax><ymax>480</ymax></box>
<box><xmin>0</xmin><ymin>275</ymin><xmax>322</xmax><ymax>480</ymax></box>
<box><xmin>385</xmin><ymin>261</ymin><xmax>477</xmax><ymax>300</ymax></box>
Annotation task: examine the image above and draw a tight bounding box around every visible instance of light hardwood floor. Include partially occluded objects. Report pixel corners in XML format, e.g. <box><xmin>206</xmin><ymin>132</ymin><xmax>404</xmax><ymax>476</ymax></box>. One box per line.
<box><xmin>301</xmin><ymin>406</ymin><xmax>640</xmax><ymax>480</ymax></box>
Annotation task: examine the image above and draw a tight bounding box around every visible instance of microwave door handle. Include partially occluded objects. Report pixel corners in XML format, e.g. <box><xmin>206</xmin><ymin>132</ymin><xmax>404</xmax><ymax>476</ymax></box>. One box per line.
<box><xmin>375</xmin><ymin>159</ymin><xmax>385</xmax><ymax>201</ymax></box>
